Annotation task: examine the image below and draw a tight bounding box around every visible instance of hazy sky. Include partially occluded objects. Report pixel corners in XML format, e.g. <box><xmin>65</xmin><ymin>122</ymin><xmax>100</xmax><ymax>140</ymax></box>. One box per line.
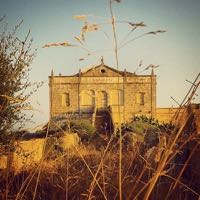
<box><xmin>1</xmin><ymin>0</ymin><xmax>200</xmax><ymax>129</ymax></box>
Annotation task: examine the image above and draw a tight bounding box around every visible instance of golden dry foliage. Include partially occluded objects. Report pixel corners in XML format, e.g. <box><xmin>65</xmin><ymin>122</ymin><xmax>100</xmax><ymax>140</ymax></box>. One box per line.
<box><xmin>74</xmin><ymin>36</ymin><xmax>84</xmax><ymax>45</ymax></box>
<box><xmin>128</xmin><ymin>21</ymin><xmax>147</xmax><ymax>29</ymax></box>
<box><xmin>0</xmin><ymin>95</ymin><xmax>25</xmax><ymax>103</ymax></box>
<box><xmin>73</xmin><ymin>15</ymin><xmax>87</xmax><ymax>21</ymax></box>
<box><xmin>81</xmin><ymin>22</ymin><xmax>100</xmax><ymax>41</ymax></box>
<box><xmin>42</xmin><ymin>41</ymin><xmax>74</xmax><ymax>48</ymax></box>
<box><xmin>146</xmin><ymin>29</ymin><xmax>166</xmax><ymax>35</ymax></box>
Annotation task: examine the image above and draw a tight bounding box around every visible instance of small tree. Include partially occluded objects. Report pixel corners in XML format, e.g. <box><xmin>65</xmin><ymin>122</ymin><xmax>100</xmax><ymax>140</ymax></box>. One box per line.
<box><xmin>0</xmin><ymin>17</ymin><xmax>42</xmax><ymax>143</ymax></box>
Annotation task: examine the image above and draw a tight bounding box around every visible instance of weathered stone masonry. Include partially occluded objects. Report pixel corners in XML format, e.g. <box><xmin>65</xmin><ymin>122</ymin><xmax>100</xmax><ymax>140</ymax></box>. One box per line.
<box><xmin>49</xmin><ymin>62</ymin><xmax>156</xmax><ymax>125</ymax></box>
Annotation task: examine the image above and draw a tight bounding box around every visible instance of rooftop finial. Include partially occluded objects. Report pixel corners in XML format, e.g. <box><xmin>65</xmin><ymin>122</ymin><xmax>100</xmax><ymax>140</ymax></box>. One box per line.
<box><xmin>151</xmin><ymin>68</ymin><xmax>154</xmax><ymax>76</ymax></box>
<box><xmin>79</xmin><ymin>68</ymin><xmax>81</xmax><ymax>76</ymax></box>
<box><xmin>101</xmin><ymin>56</ymin><xmax>104</xmax><ymax>65</ymax></box>
<box><xmin>51</xmin><ymin>69</ymin><xmax>54</xmax><ymax>76</ymax></box>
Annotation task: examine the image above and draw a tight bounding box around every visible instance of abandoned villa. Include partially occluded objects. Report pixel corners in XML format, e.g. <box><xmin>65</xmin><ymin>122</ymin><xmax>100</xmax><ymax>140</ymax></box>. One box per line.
<box><xmin>49</xmin><ymin>59</ymin><xmax>174</xmax><ymax>127</ymax></box>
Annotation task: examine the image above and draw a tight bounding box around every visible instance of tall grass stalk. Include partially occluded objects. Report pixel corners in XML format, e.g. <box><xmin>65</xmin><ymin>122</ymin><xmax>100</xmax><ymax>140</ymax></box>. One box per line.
<box><xmin>109</xmin><ymin>1</ymin><xmax>123</xmax><ymax>199</ymax></box>
<box><xmin>143</xmin><ymin>113</ymin><xmax>191</xmax><ymax>200</ymax></box>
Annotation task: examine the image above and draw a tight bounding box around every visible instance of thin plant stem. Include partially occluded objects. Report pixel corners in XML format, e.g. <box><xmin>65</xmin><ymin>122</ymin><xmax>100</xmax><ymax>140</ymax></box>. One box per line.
<box><xmin>74</xmin><ymin>146</ymin><xmax>108</xmax><ymax>200</ymax></box>
<box><xmin>109</xmin><ymin>1</ymin><xmax>122</xmax><ymax>200</ymax></box>
<box><xmin>32</xmin><ymin>121</ymin><xmax>50</xmax><ymax>200</ymax></box>
<box><xmin>87</xmin><ymin>134</ymin><xmax>114</xmax><ymax>199</ymax></box>
<box><xmin>143</xmin><ymin>113</ymin><xmax>191</xmax><ymax>200</ymax></box>
<box><xmin>172</xmin><ymin>142</ymin><xmax>198</xmax><ymax>190</ymax></box>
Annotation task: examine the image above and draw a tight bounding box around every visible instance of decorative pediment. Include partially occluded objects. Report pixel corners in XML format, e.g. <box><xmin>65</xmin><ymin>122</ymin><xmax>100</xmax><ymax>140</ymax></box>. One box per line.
<box><xmin>80</xmin><ymin>64</ymin><xmax>124</xmax><ymax>77</ymax></box>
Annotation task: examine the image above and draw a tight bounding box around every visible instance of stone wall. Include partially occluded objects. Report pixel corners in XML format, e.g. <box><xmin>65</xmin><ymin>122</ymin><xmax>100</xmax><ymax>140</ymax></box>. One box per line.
<box><xmin>156</xmin><ymin>108</ymin><xmax>177</xmax><ymax>123</ymax></box>
<box><xmin>49</xmin><ymin>65</ymin><xmax>156</xmax><ymax>124</ymax></box>
<box><xmin>156</xmin><ymin>107</ymin><xmax>186</xmax><ymax>124</ymax></box>
<box><xmin>49</xmin><ymin>76</ymin><xmax>79</xmax><ymax>116</ymax></box>
<box><xmin>13</xmin><ymin>138</ymin><xmax>45</xmax><ymax>170</ymax></box>
<box><xmin>123</xmin><ymin>75</ymin><xmax>156</xmax><ymax>122</ymax></box>
<box><xmin>0</xmin><ymin>134</ymin><xmax>80</xmax><ymax>171</ymax></box>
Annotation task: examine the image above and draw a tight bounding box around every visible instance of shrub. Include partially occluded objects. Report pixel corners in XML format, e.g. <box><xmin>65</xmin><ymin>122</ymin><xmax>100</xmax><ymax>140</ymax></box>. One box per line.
<box><xmin>70</xmin><ymin>119</ymin><xmax>96</xmax><ymax>141</ymax></box>
<box><xmin>120</xmin><ymin>116</ymin><xmax>161</xmax><ymax>147</ymax></box>
<box><xmin>122</xmin><ymin>118</ymin><xmax>158</xmax><ymax>135</ymax></box>
<box><xmin>0</xmin><ymin>19</ymin><xmax>43</xmax><ymax>144</ymax></box>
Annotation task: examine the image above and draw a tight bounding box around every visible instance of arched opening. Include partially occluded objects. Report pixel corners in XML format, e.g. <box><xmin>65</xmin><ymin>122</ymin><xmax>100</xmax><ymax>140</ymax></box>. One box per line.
<box><xmin>98</xmin><ymin>91</ymin><xmax>107</xmax><ymax>108</ymax></box>
<box><xmin>81</xmin><ymin>90</ymin><xmax>95</xmax><ymax>106</ymax></box>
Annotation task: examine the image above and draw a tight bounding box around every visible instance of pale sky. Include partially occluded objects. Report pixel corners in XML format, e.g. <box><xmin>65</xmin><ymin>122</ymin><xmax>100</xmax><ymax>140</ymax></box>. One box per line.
<box><xmin>0</xmin><ymin>0</ymin><xmax>200</xmax><ymax>129</ymax></box>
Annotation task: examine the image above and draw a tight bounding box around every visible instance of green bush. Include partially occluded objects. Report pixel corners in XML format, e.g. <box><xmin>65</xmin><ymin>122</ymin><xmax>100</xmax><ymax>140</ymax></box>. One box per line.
<box><xmin>69</xmin><ymin>119</ymin><xmax>96</xmax><ymax>141</ymax></box>
<box><xmin>121</xmin><ymin>116</ymin><xmax>160</xmax><ymax>146</ymax></box>
<box><xmin>130</xmin><ymin>121</ymin><xmax>156</xmax><ymax>134</ymax></box>
<box><xmin>43</xmin><ymin>118</ymin><xmax>96</xmax><ymax>141</ymax></box>
<box><xmin>122</xmin><ymin>117</ymin><xmax>159</xmax><ymax>135</ymax></box>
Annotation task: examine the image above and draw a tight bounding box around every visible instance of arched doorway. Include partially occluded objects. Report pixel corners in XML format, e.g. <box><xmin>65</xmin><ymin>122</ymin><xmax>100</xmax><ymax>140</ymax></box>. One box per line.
<box><xmin>98</xmin><ymin>91</ymin><xmax>107</xmax><ymax>109</ymax></box>
<box><xmin>95</xmin><ymin>91</ymin><xmax>113</xmax><ymax>133</ymax></box>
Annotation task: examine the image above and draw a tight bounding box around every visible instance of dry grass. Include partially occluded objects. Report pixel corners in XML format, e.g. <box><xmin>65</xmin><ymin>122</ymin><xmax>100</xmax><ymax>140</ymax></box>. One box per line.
<box><xmin>1</xmin><ymin>90</ymin><xmax>200</xmax><ymax>199</ymax></box>
<box><xmin>1</xmin><ymin>1</ymin><xmax>200</xmax><ymax>199</ymax></box>
<box><xmin>0</xmin><ymin>126</ymin><xmax>200</xmax><ymax>200</ymax></box>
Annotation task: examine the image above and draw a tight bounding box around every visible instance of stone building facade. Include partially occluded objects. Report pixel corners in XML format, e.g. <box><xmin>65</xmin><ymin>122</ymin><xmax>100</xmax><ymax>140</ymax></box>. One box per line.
<box><xmin>49</xmin><ymin>61</ymin><xmax>156</xmax><ymax>125</ymax></box>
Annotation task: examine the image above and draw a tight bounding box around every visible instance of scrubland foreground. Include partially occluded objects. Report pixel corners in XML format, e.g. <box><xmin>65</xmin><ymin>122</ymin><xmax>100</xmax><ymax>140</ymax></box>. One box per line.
<box><xmin>0</xmin><ymin>104</ymin><xmax>200</xmax><ymax>200</ymax></box>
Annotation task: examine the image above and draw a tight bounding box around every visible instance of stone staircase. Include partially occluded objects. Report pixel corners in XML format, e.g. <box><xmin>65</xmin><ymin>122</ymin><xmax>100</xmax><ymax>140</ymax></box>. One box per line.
<box><xmin>94</xmin><ymin>109</ymin><xmax>113</xmax><ymax>133</ymax></box>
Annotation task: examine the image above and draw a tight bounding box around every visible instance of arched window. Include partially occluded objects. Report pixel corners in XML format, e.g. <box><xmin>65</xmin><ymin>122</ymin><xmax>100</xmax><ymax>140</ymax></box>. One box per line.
<box><xmin>81</xmin><ymin>90</ymin><xmax>95</xmax><ymax>106</ymax></box>
<box><xmin>111</xmin><ymin>90</ymin><xmax>124</xmax><ymax>106</ymax></box>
